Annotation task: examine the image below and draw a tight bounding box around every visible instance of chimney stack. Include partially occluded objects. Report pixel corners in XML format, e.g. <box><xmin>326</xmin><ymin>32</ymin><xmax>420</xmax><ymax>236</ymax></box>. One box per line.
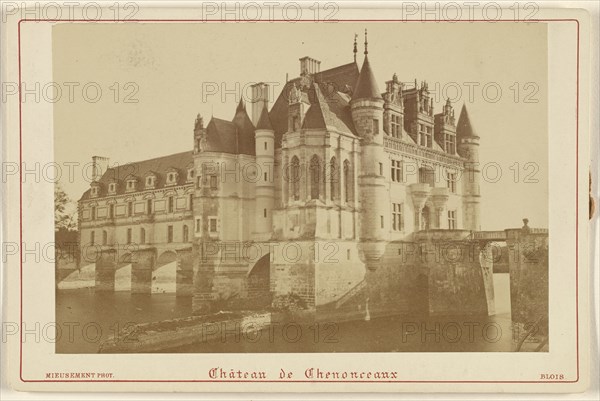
<box><xmin>299</xmin><ymin>56</ymin><xmax>321</xmax><ymax>75</ymax></box>
<box><xmin>91</xmin><ymin>156</ymin><xmax>109</xmax><ymax>182</ymax></box>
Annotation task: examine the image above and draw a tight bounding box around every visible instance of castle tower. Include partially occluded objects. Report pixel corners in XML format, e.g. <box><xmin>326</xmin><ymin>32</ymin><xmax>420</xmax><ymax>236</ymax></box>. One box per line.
<box><xmin>457</xmin><ymin>104</ymin><xmax>481</xmax><ymax>231</ymax></box>
<box><xmin>350</xmin><ymin>30</ymin><xmax>387</xmax><ymax>269</ymax></box>
<box><xmin>254</xmin><ymin>104</ymin><xmax>275</xmax><ymax>240</ymax></box>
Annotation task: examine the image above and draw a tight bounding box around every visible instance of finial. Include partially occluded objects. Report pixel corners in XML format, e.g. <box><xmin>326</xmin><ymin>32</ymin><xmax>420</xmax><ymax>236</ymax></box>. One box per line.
<box><xmin>364</xmin><ymin>29</ymin><xmax>368</xmax><ymax>55</ymax></box>
<box><xmin>353</xmin><ymin>33</ymin><xmax>358</xmax><ymax>62</ymax></box>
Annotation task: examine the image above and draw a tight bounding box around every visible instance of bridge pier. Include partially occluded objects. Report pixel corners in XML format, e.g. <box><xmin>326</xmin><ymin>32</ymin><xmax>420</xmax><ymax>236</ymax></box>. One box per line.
<box><xmin>131</xmin><ymin>249</ymin><xmax>155</xmax><ymax>294</ymax></box>
<box><xmin>95</xmin><ymin>249</ymin><xmax>117</xmax><ymax>292</ymax></box>
<box><xmin>177</xmin><ymin>248</ymin><xmax>194</xmax><ymax>297</ymax></box>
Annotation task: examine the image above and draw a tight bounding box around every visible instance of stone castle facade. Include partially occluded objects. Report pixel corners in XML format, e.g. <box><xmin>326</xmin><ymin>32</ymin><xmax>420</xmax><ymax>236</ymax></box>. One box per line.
<box><xmin>78</xmin><ymin>34</ymin><xmax>484</xmax><ymax>315</ymax></box>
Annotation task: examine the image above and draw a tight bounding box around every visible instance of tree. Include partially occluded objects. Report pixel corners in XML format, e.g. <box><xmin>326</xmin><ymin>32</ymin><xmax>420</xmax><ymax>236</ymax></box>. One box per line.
<box><xmin>55</xmin><ymin>183</ymin><xmax>77</xmax><ymax>231</ymax></box>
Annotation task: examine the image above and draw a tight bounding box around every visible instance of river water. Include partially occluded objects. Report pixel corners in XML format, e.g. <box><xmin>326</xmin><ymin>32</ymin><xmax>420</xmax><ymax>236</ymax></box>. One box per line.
<box><xmin>56</xmin><ymin>274</ymin><xmax>517</xmax><ymax>353</ymax></box>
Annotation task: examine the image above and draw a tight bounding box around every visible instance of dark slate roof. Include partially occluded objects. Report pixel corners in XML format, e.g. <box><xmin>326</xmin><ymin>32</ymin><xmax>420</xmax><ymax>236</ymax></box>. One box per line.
<box><xmin>80</xmin><ymin>151</ymin><xmax>193</xmax><ymax>200</ymax></box>
<box><xmin>256</xmin><ymin>104</ymin><xmax>274</xmax><ymax>130</ymax></box>
<box><xmin>314</xmin><ymin>62</ymin><xmax>360</xmax><ymax>93</ymax></box>
<box><xmin>352</xmin><ymin>55</ymin><xmax>382</xmax><ymax>100</ymax></box>
<box><xmin>202</xmin><ymin>103</ymin><xmax>256</xmax><ymax>156</ymax></box>
<box><xmin>232</xmin><ymin>106</ymin><xmax>256</xmax><ymax>155</ymax></box>
<box><xmin>205</xmin><ymin>118</ymin><xmax>238</xmax><ymax>154</ymax></box>
<box><xmin>457</xmin><ymin>104</ymin><xmax>477</xmax><ymax>138</ymax></box>
<box><xmin>270</xmin><ymin>62</ymin><xmax>360</xmax><ymax>146</ymax></box>
<box><xmin>302</xmin><ymin>83</ymin><xmax>357</xmax><ymax>135</ymax></box>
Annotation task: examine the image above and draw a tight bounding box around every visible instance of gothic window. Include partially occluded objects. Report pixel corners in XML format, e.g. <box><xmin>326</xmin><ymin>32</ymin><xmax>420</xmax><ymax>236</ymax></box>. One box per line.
<box><xmin>330</xmin><ymin>156</ymin><xmax>337</xmax><ymax>201</ymax></box>
<box><xmin>310</xmin><ymin>155</ymin><xmax>321</xmax><ymax>200</ymax></box>
<box><xmin>391</xmin><ymin>115</ymin><xmax>401</xmax><ymax>138</ymax></box>
<box><xmin>426</xmin><ymin>126</ymin><xmax>433</xmax><ymax>148</ymax></box>
<box><xmin>391</xmin><ymin>160</ymin><xmax>403</xmax><ymax>182</ymax></box>
<box><xmin>392</xmin><ymin>203</ymin><xmax>404</xmax><ymax>231</ymax></box>
<box><xmin>183</xmin><ymin>225</ymin><xmax>189</xmax><ymax>243</ymax></box>
<box><xmin>343</xmin><ymin>159</ymin><xmax>352</xmax><ymax>203</ymax></box>
<box><xmin>290</xmin><ymin>156</ymin><xmax>300</xmax><ymax>201</ymax></box>
<box><xmin>209</xmin><ymin>175</ymin><xmax>218</xmax><ymax>190</ymax></box>
<box><xmin>445</xmin><ymin>134</ymin><xmax>456</xmax><ymax>154</ymax></box>
<box><xmin>209</xmin><ymin>218</ymin><xmax>218</xmax><ymax>233</ymax></box>
<box><xmin>448</xmin><ymin>210</ymin><xmax>456</xmax><ymax>230</ymax></box>
<box><xmin>446</xmin><ymin>172</ymin><xmax>457</xmax><ymax>193</ymax></box>
<box><xmin>419</xmin><ymin>167</ymin><xmax>435</xmax><ymax>186</ymax></box>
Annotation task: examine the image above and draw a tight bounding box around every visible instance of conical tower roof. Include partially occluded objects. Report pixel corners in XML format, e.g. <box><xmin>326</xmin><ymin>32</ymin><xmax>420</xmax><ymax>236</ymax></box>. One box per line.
<box><xmin>457</xmin><ymin>104</ymin><xmax>478</xmax><ymax>138</ymax></box>
<box><xmin>352</xmin><ymin>55</ymin><xmax>382</xmax><ymax>100</ymax></box>
<box><xmin>256</xmin><ymin>104</ymin><xmax>273</xmax><ymax>130</ymax></box>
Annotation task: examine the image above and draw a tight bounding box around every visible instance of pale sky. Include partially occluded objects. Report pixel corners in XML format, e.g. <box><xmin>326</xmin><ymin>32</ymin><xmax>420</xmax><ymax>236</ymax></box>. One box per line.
<box><xmin>53</xmin><ymin>22</ymin><xmax>548</xmax><ymax>231</ymax></box>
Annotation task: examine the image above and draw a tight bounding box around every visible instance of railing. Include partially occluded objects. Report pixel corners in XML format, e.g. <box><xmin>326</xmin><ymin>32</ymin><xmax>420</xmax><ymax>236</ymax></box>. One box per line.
<box><xmin>383</xmin><ymin>136</ymin><xmax>463</xmax><ymax>167</ymax></box>
<box><xmin>472</xmin><ymin>231</ymin><xmax>507</xmax><ymax>241</ymax></box>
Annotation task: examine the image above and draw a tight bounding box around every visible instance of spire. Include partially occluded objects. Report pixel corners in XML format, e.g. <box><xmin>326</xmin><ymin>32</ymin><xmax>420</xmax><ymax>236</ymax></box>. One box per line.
<box><xmin>364</xmin><ymin>28</ymin><xmax>368</xmax><ymax>55</ymax></box>
<box><xmin>457</xmin><ymin>104</ymin><xmax>478</xmax><ymax>138</ymax></box>
<box><xmin>256</xmin><ymin>104</ymin><xmax>273</xmax><ymax>130</ymax></box>
<box><xmin>352</xmin><ymin>53</ymin><xmax>382</xmax><ymax>100</ymax></box>
<box><xmin>236</xmin><ymin>96</ymin><xmax>246</xmax><ymax>113</ymax></box>
<box><xmin>353</xmin><ymin>33</ymin><xmax>358</xmax><ymax>62</ymax></box>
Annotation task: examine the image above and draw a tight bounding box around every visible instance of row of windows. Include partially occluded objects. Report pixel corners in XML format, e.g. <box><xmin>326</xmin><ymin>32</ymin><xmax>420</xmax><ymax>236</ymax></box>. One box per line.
<box><xmin>90</xmin><ymin>169</ymin><xmax>195</xmax><ymax>197</ymax></box>
<box><xmin>289</xmin><ymin>156</ymin><xmax>354</xmax><ymax>203</ymax></box>
<box><xmin>89</xmin><ymin>225</ymin><xmax>191</xmax><ymax>246</ymax></box>
<box><xmin>88</xmin><ymin>195</ymin><xmax>194</xmax><ymax>221</ymax></box>
<box><xmin>387</xmin><ymin>203</ymin><xmax>457</xmax><ymax>232</ymax></box>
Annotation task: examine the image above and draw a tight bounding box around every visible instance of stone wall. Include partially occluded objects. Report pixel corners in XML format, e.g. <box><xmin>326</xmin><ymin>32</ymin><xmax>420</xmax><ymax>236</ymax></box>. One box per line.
<box><xmin>506</xmin><ymin>228</ymin><xmax>549</xmax><ymax>335</ymax></box>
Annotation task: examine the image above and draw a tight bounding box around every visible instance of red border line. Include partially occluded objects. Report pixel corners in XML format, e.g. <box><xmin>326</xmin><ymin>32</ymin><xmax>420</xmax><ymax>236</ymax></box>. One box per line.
<box><xmin>17</xmin><ymin>18</ymin><xmax>580</xmax><ymax>385</ymax></box>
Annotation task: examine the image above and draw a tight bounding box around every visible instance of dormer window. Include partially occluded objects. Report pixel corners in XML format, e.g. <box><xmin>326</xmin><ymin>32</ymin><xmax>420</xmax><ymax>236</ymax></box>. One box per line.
<box><xmin>166</xmin><ymin>170</ymin><xmax>179</xmax><ymax>186</ymax></box>
<box><xmin>108</xmin><ymin>182</ymin><xmax>116</xmax><ymax>194</ymax></box>
<box><xmin>145</xmin><ymin>174</ymin><xmax>156</xmax><ymax>189</ymax></box>
<box><xmin>187</xmin><ymin>168</ymin><xmax>195</xmax><ymax>182</ymax></box>
<box><xmin>125</xmin><ymin>176</ymin><xmax>138</xmax><ymax>193</ymax></box>
<box><xmin>90</xmin><ymin>183</ymin><xmax>100</xmax><ymax>198</ymax></box>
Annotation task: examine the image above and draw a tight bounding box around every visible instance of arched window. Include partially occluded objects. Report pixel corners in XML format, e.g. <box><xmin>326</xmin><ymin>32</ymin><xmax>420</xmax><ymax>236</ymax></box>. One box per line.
<box><xmin>329</xmin><ymin>156</ymin><xmax>337</xmax><ymax>201</ymax></box>
<box><xmin>310</xmin><ymin>155</ymin><xmax>320</xmax><ymax>200</ymax></box>
<box><xmin>183</xmin><ymin>225</ymin><xmax>189</xmax><ymax>242</ymax></box>
<box><xmin>343</xmin><ymin>159</ymin><xmax>352</xmax><ymax>203</ymax></box>
<box><xmin>290</xmin><ymin>156</ymin><xmax>300</xmax><ymax>201</ymax></box>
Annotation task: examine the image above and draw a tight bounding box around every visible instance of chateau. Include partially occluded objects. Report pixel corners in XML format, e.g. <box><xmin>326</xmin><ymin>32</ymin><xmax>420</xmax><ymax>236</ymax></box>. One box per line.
<box><xmin>78</xmin><ymin>33</ymin><xmax>485</xmax><ymax>315</ymax></box>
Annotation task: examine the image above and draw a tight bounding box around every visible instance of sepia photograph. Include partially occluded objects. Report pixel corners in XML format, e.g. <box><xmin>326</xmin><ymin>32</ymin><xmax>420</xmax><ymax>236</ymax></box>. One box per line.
<box><xmin>52</xmin><ymin>21</ymin><xmax>550</xmax><ymax>355</ymax></box>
